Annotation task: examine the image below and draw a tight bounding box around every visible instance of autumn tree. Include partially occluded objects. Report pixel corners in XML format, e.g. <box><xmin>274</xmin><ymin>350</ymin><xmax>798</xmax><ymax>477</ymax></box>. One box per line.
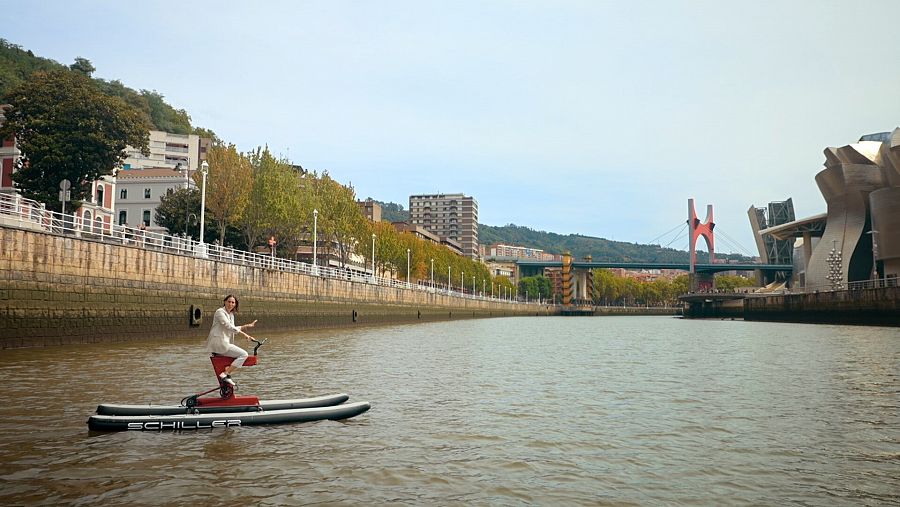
<box><xmin>205</xmin><ymin>143</ymin><xmax>252</xmax><ymax>245</ymax></box>
<box><xmin>0</xmin><ymin>70</ymin><xmax>150</xmax><ymax>209</ymax></box>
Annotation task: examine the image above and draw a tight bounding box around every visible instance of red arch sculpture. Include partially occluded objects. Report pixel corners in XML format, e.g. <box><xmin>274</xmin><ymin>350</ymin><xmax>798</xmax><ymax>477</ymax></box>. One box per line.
<box><xmin>687</xmin><ymin>198</ymin><xmax>715</xmax><ymax>272</ymax></box>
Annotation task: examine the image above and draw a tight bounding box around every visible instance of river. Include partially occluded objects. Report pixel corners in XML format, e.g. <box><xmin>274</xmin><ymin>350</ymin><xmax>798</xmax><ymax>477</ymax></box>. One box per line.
<box><xmin>0</xmin><ymin>316</ymin><xmax>897</xmax><ymax>505</ymax></box>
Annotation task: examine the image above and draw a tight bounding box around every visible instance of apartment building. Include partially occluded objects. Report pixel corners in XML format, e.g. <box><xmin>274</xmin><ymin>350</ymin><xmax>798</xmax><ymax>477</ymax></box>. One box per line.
<box><xmin>409</xmin><ymin>193</ymin><xmax>478</xmax><ymax>259</ymax></box>
<box><xmin>121</xmin><ymin>130</ymin><xmax>209</xmax><ymax>172</ymax></box>
<box><xmin>481</xmin><ymin>243</ymin><xmax>559</xmax><ymax>261</ymax></box>
<box><xmin>357</xmin><ymin>199</ymin><xmax>382</xmax><ymax>222</ymax></box>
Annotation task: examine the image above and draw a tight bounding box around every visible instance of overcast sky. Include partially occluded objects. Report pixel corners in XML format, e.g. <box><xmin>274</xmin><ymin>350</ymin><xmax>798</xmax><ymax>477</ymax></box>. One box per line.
<box><xmin>5</xmin><ymin>0</ymin><xmax>900</xmax><ymax>254</ymax></box>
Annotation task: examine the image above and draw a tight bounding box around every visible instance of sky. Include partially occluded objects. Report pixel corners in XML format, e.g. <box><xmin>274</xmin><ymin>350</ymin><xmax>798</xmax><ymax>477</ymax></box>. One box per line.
<box><xmin>4</xmin><ymin>0</ymin><xmax>900</xmax><ymax>255</ymax></box>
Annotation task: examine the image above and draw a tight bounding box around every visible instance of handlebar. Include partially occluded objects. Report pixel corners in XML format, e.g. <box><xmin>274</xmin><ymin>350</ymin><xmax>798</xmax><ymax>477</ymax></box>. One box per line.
<box><xmin>250</xmin><ymin>337</ymin><xmax>267</xmax><ymax>356</ymax></box>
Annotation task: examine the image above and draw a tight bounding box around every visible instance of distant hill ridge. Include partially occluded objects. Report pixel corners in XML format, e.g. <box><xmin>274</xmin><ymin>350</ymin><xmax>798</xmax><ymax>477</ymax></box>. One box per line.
<box><xmin>371</xmin><ymin>200</ymin><xmax>751</xmax><ymax>264</ymax></box>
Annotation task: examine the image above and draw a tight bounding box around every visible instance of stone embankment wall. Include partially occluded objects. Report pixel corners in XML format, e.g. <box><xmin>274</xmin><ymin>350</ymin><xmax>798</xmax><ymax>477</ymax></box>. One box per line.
<box><xmin>744</xmin><ymin>287</ymin><xmax>900</xmax><ymax>326</ymax></box>
<box><xmin>0</xmin><ymin>227</ymin><xmax>553</xmax><ymax>348</ymax></box>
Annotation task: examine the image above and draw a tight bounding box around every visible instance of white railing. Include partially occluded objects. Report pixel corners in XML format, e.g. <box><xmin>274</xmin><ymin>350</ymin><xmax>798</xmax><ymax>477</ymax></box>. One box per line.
<box><xmin>0</xmin><ymin>192</ymin><xmax>527</xmax><ymax>304</ymax></box>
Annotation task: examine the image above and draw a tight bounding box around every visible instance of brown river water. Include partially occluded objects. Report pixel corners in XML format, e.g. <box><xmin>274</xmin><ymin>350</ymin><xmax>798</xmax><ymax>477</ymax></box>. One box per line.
<box><xmin>0</xmin><ymin>316</ymin><xmax>898</xmax><ymax>506</ymax></box>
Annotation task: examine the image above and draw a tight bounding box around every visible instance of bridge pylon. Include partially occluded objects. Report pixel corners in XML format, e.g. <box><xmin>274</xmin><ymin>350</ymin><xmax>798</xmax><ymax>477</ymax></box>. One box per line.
<box><xmin>688</xmin><ymin>198</ymin><xmax>716</xmax><ymax>291</ymax></box>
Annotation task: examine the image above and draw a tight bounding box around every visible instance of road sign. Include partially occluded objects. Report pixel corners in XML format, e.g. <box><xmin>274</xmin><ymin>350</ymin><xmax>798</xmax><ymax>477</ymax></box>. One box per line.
<box><xmin>59</xmin><ymin>179</ymin><xmax>71</xmax><ymax>191</ymax></box>
<box><xmin>58</xmin><ymin>190</ymin><xmax>71</xmax><ymax>202</ymax></box>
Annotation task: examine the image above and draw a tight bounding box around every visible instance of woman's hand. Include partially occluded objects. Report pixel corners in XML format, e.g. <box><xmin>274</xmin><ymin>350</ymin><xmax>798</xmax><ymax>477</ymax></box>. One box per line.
<box><xmin>244</xmin><ymin>319</ymin><xmax>257</xmax><ymax>329</ymax></box>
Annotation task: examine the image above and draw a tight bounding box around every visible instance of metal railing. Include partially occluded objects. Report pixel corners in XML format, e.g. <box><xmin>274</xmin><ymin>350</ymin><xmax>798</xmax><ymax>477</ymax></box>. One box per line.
<box><xmin>785</xmin><ymin>278</ymin><xmax>899</xmax><ymax>294</ymax></box>
<box><xmin>0</xmin><ymin>192</ymin><xmax>526</xmax><ymax>304</ymax></box>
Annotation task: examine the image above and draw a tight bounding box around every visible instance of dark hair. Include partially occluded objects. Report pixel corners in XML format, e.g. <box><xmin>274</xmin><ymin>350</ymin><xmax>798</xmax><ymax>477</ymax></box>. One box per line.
<box><xmin>223</xmin><ymin>294</ymin><xmax>239</xmax><ymax>312</ymax></box>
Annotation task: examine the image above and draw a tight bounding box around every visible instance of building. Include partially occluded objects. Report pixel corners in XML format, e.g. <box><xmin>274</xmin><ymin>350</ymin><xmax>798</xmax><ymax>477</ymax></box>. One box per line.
<box><xmin>121</xmin><ymin>130</ymin><xmax>209</xmax><ymax>173</ymax></box>
<box><xmin>757</xmin><ymin>128</ymin><xmax>900</xmax><ymax>288</ymax></box>
<box><xmin>114</xmin><ymin>167</ymin><xmax>195</xmax><ymax>230</ymax></box>
<box><xmin>409</xmin><ymin>193</ymin><xmax>478</xmax><ymax>259</ymax></box>
<box><xmin>357</xmin><ymin>199</ymin><xmax>382</xmax><ymax>222</ymax></box>
<box><xmin>0</xmin><ymin>105</ymin><xmax>19</xmax><ymax>194</ymax></box>
<box><xmin>481</xmin><ymin>243</ymin><xmax>559</xmax><ymax>261</ymax></box>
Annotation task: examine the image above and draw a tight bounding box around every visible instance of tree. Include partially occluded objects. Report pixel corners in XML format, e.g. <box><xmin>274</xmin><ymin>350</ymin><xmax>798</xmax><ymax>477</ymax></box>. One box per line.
<box><xmin>141</xmin><ymin>90</ymin><xmax>192</xmax><ymax>135</ymax></box>
<box><xmin>241</xmin><ymin>147</ymin><xmax>303</xmax><ymax>254</ymax></box>
<box><xmin>205</xmin><ymin>144</ymin><xmax>252</xmax><ymax>245</ymax></box>
<box><xmin>314</xmin><ymin>173</ymin><xmax>367</xmax><ymax>268</ymax></box>
<box><xmin>519</xmin><ymin>275</ymin><xmax>552</xmax><ymax>300</ymax></box>
<box><xmin>69</xmin><ymin>57</ymin><xmax>95</xmax><ymax>77</ymax></box>
<box><xmin>155</xmin><ymin>187</ymin><xmax>205</xmax><ymax>240</ymax></box>
<box><xmin>0</xmin><ymin>70</ymin><xmax>150</xmax><ymax>209</ymax></box>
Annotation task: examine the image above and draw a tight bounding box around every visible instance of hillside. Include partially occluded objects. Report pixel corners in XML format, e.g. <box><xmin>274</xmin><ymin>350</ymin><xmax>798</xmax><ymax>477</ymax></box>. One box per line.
<box><xmin>0</xmin><ymin>38</ymin><xmax>207</xmax><ymax>137</ymax></box>
<box><xmin>372</xmin><ymin>201</ymin><xmax>751</xmax><ymax>263</ymax></box>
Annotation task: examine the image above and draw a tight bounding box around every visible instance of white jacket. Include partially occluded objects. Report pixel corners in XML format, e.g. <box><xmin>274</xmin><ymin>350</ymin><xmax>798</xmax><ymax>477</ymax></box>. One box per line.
<box><xmin>205</xmin><ymin>307</ymin><xmax>242</xmax><ymax>354</ymax></box>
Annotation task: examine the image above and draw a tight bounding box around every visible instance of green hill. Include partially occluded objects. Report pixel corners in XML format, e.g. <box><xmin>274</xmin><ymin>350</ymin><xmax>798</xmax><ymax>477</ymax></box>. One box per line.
<box><xmin>372</xmin><ymin>200</ymin><xmax>751</xmax><ymax>263</ymax></box>
<box><xmin>0</xmin><ymin>38</ymin><xmax>208</xmax><ymax>137</ymax></box>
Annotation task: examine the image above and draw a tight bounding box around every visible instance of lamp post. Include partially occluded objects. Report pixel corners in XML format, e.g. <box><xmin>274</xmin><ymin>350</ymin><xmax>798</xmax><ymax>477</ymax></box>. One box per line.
<box><xmin>312</xmin><ymin>209</ymin><xmax>318</xmax><ymax>272</ymax></box>
<box><xmin>175</xmin><ymin>162</ymin><xmax>190</xmax><ymax>235</ymax></box>
<box><xmin>472</xmin><ymin>275</ymin><xmax>475</xmax><ymax>297</ymax></box>
<box><xmin>430</xmin><ymin>258</ymin><xmax>434</xmax><ymax>290</ymax></box>
<box><xmin>199</xmin><ymin>160</ymin><xmax>208</xmax><ymax>247</ymax></box>
<box><xmin>406</xmin><ymin>248</ymin><xmax>411</xmax><ymax>288</ymax></box>
<box><xmin>491</xmin><ymin>282</ymin><xmax>494</xmax><ymax>299</ymax></box>
<box><xmin>482</xmin><ymin>279</ymin><xmax>485</xmax><ymax>298</ymax></box>
<box><xmin>371</xmin><ymin>233</ymin><xmax>376</xmax><ymax>282</ymax></box>
<box><xmin>461</xmin><ymin>271</ymin><xmax>464</xmax><ymax>295</ymax></box>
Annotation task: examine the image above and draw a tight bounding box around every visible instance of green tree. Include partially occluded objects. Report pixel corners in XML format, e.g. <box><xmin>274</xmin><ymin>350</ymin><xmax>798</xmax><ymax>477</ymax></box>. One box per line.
<box><xmin>141</xmin><ymin>90</ymin><xmax>192</xmax><ymax>134</ymax></box>
<box><xmin>314</xmin><ymin>172</ymin><xmax>368</xmax><ymax>268</ymax></box>
<box><xmin>241</xmin><ymin>147</ymin><xmax>303</xmax><ymax>254</ymax></box>
<box><xmin>0</xmin><ymin>70</ymin><xmax>150</xmax><ymax>209</ymax></box>
<box><xmin>154</xmin><ymin>187</ymin><xmax>209</xmax><ymax>240</ymax></box>
<box><xmin>69</xmin><ymin>57</ymin><xmax>95</xmax><ymax>76</ymax></box>
<box><xmin>205</xmin><ymin>144</ymin><xmax>252</xmax><ymax>245</ymax></box>
<box><xmin>518</xmin><ymin>275</ymin><xmax>552</xmax><ymax>300</ymax></box>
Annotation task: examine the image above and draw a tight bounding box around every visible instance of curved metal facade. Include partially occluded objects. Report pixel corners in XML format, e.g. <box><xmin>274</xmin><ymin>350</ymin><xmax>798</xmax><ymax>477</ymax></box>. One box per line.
<box><xmin>798</xmin><ymin>128</ymin><xmax>900</xmax><ymax>288</ymax></box>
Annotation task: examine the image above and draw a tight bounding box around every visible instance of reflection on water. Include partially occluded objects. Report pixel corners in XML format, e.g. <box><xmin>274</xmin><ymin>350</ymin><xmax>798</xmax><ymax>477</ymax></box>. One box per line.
<box><xmin>0</xmin><ymin>317</ymin><xmax>898</xmax><ymax>505</ymax></box>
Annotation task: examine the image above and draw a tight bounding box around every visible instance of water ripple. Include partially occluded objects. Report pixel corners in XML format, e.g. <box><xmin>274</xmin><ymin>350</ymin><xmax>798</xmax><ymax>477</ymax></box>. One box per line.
<box><xmin>0</xmin><ymin>317</ymin><xmax>898</xmax><ymax>505</ymax></box>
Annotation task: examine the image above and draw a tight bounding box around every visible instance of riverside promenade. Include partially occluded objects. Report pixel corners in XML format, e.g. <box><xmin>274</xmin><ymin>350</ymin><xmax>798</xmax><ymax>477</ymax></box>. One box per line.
<box><xmin>0</xmin><ymin>209</ymin><xmax>553</xmax><ymax>348</ymax></box>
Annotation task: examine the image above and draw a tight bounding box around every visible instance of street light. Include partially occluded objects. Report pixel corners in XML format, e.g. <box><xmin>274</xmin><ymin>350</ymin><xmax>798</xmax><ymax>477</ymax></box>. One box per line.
<box><xmin>472</xmin><ymin>275</ymin><xmax>475</xmax><ymax>297</ymax></box>
<box><xmin>371</xmin><ymin>233</ymin><xmax>376</xmax><ymax>282</ymax></box>
<box><xmin>461</xmin><ymin>271</ymin><xmax>464</xmax><ymax>295</ymax></box>
<box><xmin>312</xmin><ymin>209</ymin><xmax>318</xmax><ymax>272</ymax></box>
<box><xmin>199</xmin><ymin>160</ymin><xmax>209</xmax><ymax>247</ymax></box>
<box><xmin>482</xmin><ymin>279</ymin><xmax>485</xmax><ymax>298</ymax></box>
<box><xmin>448</xmin><ymin>266</ymin><xmax>451</xmax><ymax>294</ymax></box>
<box><xmin>406</xmin><ymin>248</ymin><xmax>411</xmax><ymax>287</ymax></box>
<box><xmin>174</xmin><ymin>162</ymin><xmax>190</xmax><ymax>234</ymax></box>
<box><xmin>430</xmin><ymin>258</ymin><xmax>434</xmax><ymax>289</ymax></box>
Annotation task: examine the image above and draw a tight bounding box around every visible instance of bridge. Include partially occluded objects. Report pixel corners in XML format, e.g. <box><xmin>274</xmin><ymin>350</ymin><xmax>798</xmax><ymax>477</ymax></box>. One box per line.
<box><xmin>509</xmin><ymin>199</ymin><xmax>793</xmax><ymax>307</ymax></box>
<box><xmin>516</xmin><ymin>260</ymin><xmax>792</xmax><ymax>278</ymax></box>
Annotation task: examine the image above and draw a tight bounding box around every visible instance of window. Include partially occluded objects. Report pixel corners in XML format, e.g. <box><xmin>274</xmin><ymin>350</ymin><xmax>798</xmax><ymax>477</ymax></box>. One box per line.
<box><xmin>96</xmin><ymin>185</ymin><xmax>104</xmax><ymax>206</ymax></box>
<box><xmin>144</xmin><ymin>188</ymin><xmax>151</xmax><ymax>199</ymax></box>
<box><xmin>118</xmin><ymin>210</ymin><xmax>127</xmax><ymax>225</ymax></box>
<box><xmin>120</xmin><ymin>188</ymin><xmax>127</xmax><ymax>199</ymax></box>
<box><xmin>142</xmin><ymin>210</ymin><xmax>151</xmax><ymax>226</ymax></box>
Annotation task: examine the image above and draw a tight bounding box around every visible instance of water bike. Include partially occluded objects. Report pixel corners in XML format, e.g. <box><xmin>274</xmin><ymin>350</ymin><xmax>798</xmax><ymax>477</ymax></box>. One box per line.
<box><xmin>87</xmin><ymin>338</ymin><xmax>370</xmax><ymax>432</ymax></box>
